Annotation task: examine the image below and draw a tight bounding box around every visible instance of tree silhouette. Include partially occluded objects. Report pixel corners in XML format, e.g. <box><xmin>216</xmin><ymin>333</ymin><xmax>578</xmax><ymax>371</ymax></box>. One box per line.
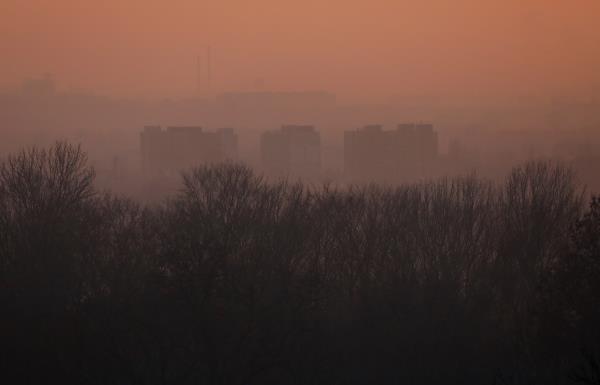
<box><xmin>1</xmin><ymin>144</ymin><xmax>597</xmax><ymax>385</ymax></box>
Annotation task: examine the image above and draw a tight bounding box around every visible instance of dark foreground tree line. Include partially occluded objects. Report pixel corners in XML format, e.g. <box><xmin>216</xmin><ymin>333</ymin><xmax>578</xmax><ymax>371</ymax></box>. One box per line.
<box><xmin>0</xmin><ymin>143</ymin><xmax>599</xmax><ymax>385</ymax></box>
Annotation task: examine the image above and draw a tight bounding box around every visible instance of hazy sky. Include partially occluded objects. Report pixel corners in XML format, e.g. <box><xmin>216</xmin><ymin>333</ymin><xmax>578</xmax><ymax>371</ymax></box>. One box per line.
<box><xmin>1</xmin><ymin>0</ymin><xmax>599</xmax><ymax>102</ymax></box>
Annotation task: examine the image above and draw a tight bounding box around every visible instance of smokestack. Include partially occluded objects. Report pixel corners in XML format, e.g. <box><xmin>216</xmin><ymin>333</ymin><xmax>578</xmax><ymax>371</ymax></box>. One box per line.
<box><xmin>196</xmin><ymin>55</ymin><xmax>201</xmax><ymax>96</ymax></box>
<box><xmin>206</xmin><ymin>45</ymin><xmax>212</xmax><ymax>98</ymax></box>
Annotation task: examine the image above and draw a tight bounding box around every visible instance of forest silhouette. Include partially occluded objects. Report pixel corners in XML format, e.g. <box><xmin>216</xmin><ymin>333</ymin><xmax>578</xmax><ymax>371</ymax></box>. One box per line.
<box><xmin>0</xmin><ymin>143</ymin><xmax>599</xmax><ymax>384</ymax></box>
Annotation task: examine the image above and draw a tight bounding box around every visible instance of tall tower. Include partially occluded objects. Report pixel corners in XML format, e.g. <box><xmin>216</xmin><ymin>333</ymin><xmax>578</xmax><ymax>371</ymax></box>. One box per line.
<box><xmin>196</xmin><ymin>56</ymin><xmax>201</xmax><ymax>96</ymax></box>
<box><xmin>196</xmin><ymin>46</ymin><xmax>212</xmax><ymax>98</ymax></box>
<box><xmin>206</xmin><ymin>45</ymin><xmax>212</xmax><ymax>98</ymax></box>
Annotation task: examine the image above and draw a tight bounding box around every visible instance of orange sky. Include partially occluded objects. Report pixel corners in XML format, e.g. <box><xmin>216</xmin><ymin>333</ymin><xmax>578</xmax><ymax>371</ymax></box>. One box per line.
<box><xmin>1</xmin><ymin>0</ymin><xmax>599</xmax><ymax>102</ymax></box>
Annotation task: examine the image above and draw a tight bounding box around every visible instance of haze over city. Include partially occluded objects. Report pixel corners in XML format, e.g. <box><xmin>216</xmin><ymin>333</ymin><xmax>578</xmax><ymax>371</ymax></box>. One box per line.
<box><xmin>1</xmin><ymin>2</ymin><xmax>600</xmax><ymax>384</ymax></box>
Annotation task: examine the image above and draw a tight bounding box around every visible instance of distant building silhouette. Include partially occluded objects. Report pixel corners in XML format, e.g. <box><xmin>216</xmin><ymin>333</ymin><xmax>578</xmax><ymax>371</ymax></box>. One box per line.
<box><xmin>21</xmin><ymin>74</ymin><xmax>56</xmax><ymax>97</ymax></box>
<box><xmin>260</xmin><ymin>125</ymin><xmax>321</xmax><ymax>179</ymax></box>
<box><xmin>141</xmin><ymin>126</ymin><xmax>237</xmax><ymax>176</ymax></box>
<box><xmin>344</xmin><ymin>123</ymin><xmax>438</xmax><ymax>182</ymax></box>
<box><xmin>216</xmin><ymin>92</ymin><xmax>336</xmax><ymax>112</ymax></box>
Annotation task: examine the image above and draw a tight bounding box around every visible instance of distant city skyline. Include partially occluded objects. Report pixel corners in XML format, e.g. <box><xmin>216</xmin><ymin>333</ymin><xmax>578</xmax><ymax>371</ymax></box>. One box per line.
<box><xmin>3</xmin><ymin>73</ymin><xmax>600</xmax><ymax>110</ymax></box>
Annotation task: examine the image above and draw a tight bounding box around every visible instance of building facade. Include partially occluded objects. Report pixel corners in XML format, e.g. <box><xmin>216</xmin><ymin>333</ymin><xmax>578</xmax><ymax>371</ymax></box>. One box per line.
<box><xmin>260</xmin><ymin>125</ymin><xmax>321</xmax><ymax>179</ymax></box>
<box><xmin>141</xmin><ymin>126</ymin><xmax>237</xmax><ymax>176</ymax></box>
<box><xmin>344</xmin><ymin>123</ymin><xmax>438</xmax><ymax>183</ymax></box>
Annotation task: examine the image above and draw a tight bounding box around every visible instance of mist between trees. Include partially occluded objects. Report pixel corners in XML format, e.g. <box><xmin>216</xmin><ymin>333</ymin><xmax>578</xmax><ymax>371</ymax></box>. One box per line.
<box><xmin>1</xmin><ymin>142</ymin><xmax>599</xmax><ymax>385</ymax></box>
